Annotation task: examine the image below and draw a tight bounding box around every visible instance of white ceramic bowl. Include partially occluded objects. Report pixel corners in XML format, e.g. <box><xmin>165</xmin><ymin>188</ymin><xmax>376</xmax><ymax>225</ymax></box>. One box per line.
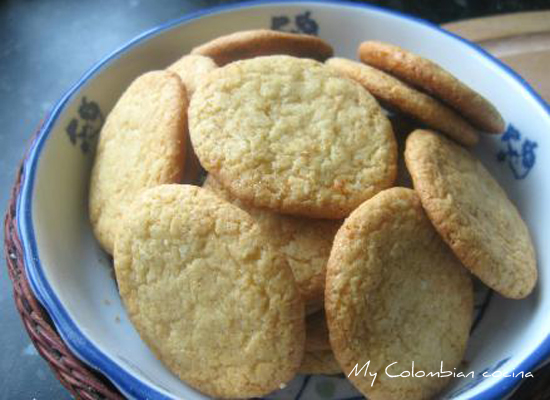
<box><xmin>17</xmin><ymin>1</ymin><xmax>550</xmax><ymax>399</ymax></box>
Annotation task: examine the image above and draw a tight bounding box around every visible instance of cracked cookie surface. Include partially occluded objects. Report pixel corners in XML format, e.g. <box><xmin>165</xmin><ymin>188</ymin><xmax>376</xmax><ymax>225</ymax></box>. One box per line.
<box><xmin>190</xmin><ymin>55</ymin><xmax>397</xmax><ymax>219</ymax></box>
<box><xmin>325</xmin><ymin>187</ymin><xmax>473</xmax><ymax>400</ymax></box>
<box><xmin>204</xmin><ymin>176</ymin><xmax>340</xmax><ymax>313</ymax></box>
<box><xmin>405</xmin><ymin>129</ymin><xmax>537</xmax><ymax>299</ymax></box>
<box><xmin>89</xmin><ymin>71</ymin><xmax>187</xmax><ymax>254</ymax></box>
<box><xmin>114</xmin><ymin>184</ymin><xmax>305</xmax><ymax>398</ymax></box>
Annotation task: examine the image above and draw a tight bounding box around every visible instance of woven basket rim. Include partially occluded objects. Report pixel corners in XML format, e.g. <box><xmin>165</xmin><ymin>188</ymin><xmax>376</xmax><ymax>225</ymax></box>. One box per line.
<box><xmin>4</xmin><ymin>147</ymin><xmax>124</xmax><ymax>399</ymax></box>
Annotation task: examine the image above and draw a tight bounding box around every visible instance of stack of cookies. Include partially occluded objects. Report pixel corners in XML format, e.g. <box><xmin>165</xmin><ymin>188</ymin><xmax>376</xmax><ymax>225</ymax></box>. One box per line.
<box><xmin>88</xmin><ymin>30</ymin><xmax>538</xmax><ymax>399</ymax></box>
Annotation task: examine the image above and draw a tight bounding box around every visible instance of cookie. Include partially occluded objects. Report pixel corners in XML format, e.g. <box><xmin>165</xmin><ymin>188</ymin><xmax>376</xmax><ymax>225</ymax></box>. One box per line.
<box><xmin>114</xmin><ymin>184</ymin><xmax>305</xmax><ymax>398</ymax></box>
<box><xmin>326</xmin><ymin>57</ymin><xmax>479</xmax><ymax>146</ymax></box>
<box><xmin>167</xmin><ymin>54</ymin><xmax>217</xmax><ymax>97</ymax></box>
<box><xmin>299</xmin><ymin>350</ymin><xmax>341</xmax><ymax>375</ymax></box>
<box><xmin>166</xmin><ymin>55</ymin><xmax>216</xmax><ymax>185</ymax></box>
<box><xmin>405</xmin><ymin>129</ymin><xmax>537</xmax><ymax>298</ymax></box>
<box><xmin>191</xmin><ymin>29</ymin><xmax>333</xmax><ymax>66</ymax></box>
<box><xmin>305</xmin><ymin>310</ymin><xmax>330</xmax><ymax>351</ymax></box>
<box><xmin>388</xmin><ymin>113</ymin><xmax>416</xmax><ymax>188</ymax></box>
<box><xmin>358</xmin><ymin>41</ymin><xmax>505</xmax><ymax>133</ymax></box>
<box><xmin>300</xmin><ymin>311</ymin><xmax>340</xmax><ymax>375</ymax></box>
<box><xmin>190</xmin><ymin>55</ymin><xmax>397</xmax><ymax>219</ymax></box>
<box><xmin>89</xmin><ymin>71</ymin><xmax>187</xmax><ymax>254</ymax></box>
<box><xmin>325</xmin><ymin>187</ymin><xmax>473</xmax><ymax>400</ymax></box>
<box><xmin>203</xmin><ymin>176</ymin><xmax>339</xmax><ymax>313</ymax></box>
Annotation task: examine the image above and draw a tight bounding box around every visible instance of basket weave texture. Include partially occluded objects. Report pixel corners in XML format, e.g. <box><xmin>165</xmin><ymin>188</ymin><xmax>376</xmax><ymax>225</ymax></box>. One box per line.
<box><xmin>4</xmin><ymin>162</ymin><xmax>124</xmax><ymax>400</ymax></box>
<box><xmin>4</xmin><ymin>142</ymin><xmax>550</xmax><ymax>400</ymax></box>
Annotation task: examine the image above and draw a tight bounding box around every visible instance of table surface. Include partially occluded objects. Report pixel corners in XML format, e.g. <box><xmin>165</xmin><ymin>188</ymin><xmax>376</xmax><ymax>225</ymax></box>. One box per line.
<box><xmin>1</xmin><ymin>1</ymin><xmax>548</xmax><ymax>399</ymax></box>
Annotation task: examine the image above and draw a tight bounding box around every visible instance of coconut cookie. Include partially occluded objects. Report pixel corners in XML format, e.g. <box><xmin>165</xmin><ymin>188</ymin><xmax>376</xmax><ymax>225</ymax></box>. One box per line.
<box><xmin>405</xmin><ymin>129</ymin><xmax>537</xmax><ymax>299</ymax></box>
<box><xmin>325</xmin><ymin>187</ymin><xmax>473</xmax><ymax>400</ymax></box>
<box><xmin>89</xmin><ymin>71</ymin><xmax>187</xmax><ymax>254</ymax></box>
<box><xmin>326</xmin><ymin>57</ymin><xmax>478</xmax><ymax>146</ymax></box>
<box><xmin>190</xmin><ymin>55</ymin><xmax>397</xmax><ymax>219</ymax></box>
<box><xmin>203</xmin><ymin>176</ymin><xmax>340</xmax><ymax>313</ymax></box>
<box><xmin>358</xmin><ymin>41</ymin><xmax>505</xmax><ymax>133</ymax></box>
<box><xmin>191</xmin><ymin>29</ymin><xmax>333</xmax><ymax>66</ymax></box>
<box><xmin>299</xmin><ymin>350</ymin><xmax>341</xmax><ymax>376</ymax></box>
<box><xmin>167</xmin><ymin>54</ymin><xmax>217</xmax><ymax>97</ymax></box>
<box><xmin>114</xmin><ymin>185</ymin><xmax>305</xmax><ymax>398</ymax></box>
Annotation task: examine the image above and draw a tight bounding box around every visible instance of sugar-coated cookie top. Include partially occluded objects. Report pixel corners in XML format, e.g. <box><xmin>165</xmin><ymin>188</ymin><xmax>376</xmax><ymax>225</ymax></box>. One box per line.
<box><xmin>190</xmin><ymin>55</ymin><xmax>397</xmax><ymax>219</ymax></box>
<box><xmin>89</xmin><ymin>70</ymin><xmax>187</xmax><ymax>254</ymax></box>
<box><xmin>114</xmin><ymin>184</ymin><xmax>305</xmax><ymax>398</ymax></box>
<box><xmin>325</xmin><ymin>187</ymin><xmax>473</xmax><ymax>400</ymax></box>
<box><xmin>405</xmin><ymin>129</ymin><xmax>537</xmax><ymax>298</ymax></box>
<box><xmin>203</xmin><ymin>175</ymin><xmax>340</xmax><ymax>313</ymax></box>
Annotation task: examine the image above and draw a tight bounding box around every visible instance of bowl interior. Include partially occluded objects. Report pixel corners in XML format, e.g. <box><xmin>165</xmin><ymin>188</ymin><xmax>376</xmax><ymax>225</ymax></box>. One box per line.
<box><xmin>18</xmin><ymin>1</ymin><xmax>550</xmax><ymax>399</ymax></box>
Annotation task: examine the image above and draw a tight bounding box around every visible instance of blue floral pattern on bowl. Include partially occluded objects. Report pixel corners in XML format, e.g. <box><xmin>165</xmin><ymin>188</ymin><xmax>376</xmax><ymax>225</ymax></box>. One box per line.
<box><xmin>66</xmin><ymin>96</ymin><xmax>103</xmax><ymax>153</ymax></box>
<box><xmin>497</xmin><ymin>124</ymin><xmax>538</xmax><ymax>179</ymax></box>
<box><xmin>271</xmin><ymin>10</ymin><xmax>318</xmax><ymax>35</ymax></box>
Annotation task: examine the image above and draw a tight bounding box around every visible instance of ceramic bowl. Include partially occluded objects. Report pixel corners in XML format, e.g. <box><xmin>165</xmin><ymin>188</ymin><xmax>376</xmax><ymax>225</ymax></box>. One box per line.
<box><xmin>17</xmin><ymin>1</ymin><xmax>550</xmax><ymax>399</ymax></box>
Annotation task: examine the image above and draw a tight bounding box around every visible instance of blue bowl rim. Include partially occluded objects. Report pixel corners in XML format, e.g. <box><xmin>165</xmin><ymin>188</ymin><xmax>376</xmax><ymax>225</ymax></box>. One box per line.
<box><xmin>15</xmin><ymin>1</ymin><xmax>550</xmax><ymax>399</ymax></box>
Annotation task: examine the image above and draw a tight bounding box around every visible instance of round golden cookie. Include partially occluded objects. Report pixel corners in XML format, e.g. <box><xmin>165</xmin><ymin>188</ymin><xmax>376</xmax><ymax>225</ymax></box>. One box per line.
<box><xmin>325</xmin><ymin>187</ymin><xmax>473</xmax><ymax>400</ymax></box>
<box><xmin>388</xmin><ymin>113</ymin><xmax>416</xmax><ymax>188</ymax></box>
<box><xmin>191</xmin><ymin>29</ymin><xmax>333</xmax><ymax>66</ymax></box>
<box><xmin>167</xmin><ymin>54</ymin><xmax>217</xmax><ymax>97</ymax></box>
<box><xmin>203</xmin><ymin>176</ymin><xmax>340</xmax><ymax>313</ymax></box>
<box><xmin>305</xmin><ymin>310</ymin><xmax>330</xmax><ymax>351</ymax></box>
<box><xmin>89</xmin><ymin>71</ymin><xmax>187</xmax><ymax>254</ymax></box>
<box><xmin>326</xmin><ymin>57</ymin><xmax>479</xmax><ymax>146</ymax></box>
<box><xmin>114</xmin><ymin>185</ymin><xmax>305</xmax><ymax>398</ymax></box>
<box><xmin>405</xmin><ymin>129</ymin><xmax>537</xmax><ymax>299</ymax></box>
<box><xmin>166</xmin><ymin>55</ymin><xmax>215</xmax><ymax>185</ymax></box>
<box><xmin>358</xmin><ymin>41</ymin><xmax>505</xmax><ymax>134</ymax></box>
<box><xmin>190</xmin><ymin>55</ymin><xmax>397</xmax><ymax>219</ymax></box>
<box><xmin>299</xmin><ymin>350</ymin><xmax>341</xmax><ymax>375</ymax></box>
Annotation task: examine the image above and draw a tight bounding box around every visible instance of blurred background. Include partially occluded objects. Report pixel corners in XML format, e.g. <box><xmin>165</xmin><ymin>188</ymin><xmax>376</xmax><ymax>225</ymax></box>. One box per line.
<box><xmin>1</xmin><ymin>1</ymin><xmax>549</xmax><ymax>399</ymax></box>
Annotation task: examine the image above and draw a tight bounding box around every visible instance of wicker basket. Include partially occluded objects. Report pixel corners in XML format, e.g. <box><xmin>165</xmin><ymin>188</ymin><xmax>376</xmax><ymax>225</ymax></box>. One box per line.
<box><xmin>4</xmin><ymin>143</ymin><xmax>550</xmax><ymax>399</ymax></box>
<box><xmin>4</xmin><ymin>161</ymin><xmax>123</xmax><ymax>400</ymax></box>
